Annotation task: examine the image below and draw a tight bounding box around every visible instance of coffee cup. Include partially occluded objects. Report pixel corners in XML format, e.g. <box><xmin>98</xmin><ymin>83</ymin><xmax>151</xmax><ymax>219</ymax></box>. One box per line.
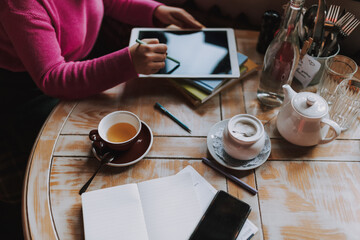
<box><xmin>222</xmin><ymin>114</ymin><xmax>265</xmax><ymax>160</ymax></box>
<box><xmin>91</xmin><ymin>111</ymin><xmax>142</xmax><ymax>151</ymax></box>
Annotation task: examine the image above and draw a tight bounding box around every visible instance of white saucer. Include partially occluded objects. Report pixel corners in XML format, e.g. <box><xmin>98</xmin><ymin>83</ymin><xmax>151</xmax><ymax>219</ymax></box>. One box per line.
<box><xmin>207</xmin><ymin>119</ymin><xmax>271</xmax><ymax>170</ymax></box>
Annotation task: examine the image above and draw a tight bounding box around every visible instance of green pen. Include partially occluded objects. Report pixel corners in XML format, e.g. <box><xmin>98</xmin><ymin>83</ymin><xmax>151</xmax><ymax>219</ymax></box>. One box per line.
<box><xmin>136</xmin><ymin>38</ymin><xmax>180</xmax><ymax>65</ymax></box>
<box><xmin>154</xmin><ymin>102</ymin><xmax>191</xmax><ymax>133</ymax></box>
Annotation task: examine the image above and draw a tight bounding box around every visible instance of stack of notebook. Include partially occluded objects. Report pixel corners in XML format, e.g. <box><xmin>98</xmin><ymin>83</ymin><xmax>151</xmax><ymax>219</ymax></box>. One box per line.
<box><xmin>169</xmin><ymin>53</ymin><xmax>258</xmax><ymax>106</ymax></box>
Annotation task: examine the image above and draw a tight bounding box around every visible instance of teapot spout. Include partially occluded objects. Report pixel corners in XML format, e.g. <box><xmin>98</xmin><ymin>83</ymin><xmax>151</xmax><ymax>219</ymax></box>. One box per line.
<box><xmin>282</xmin><ymin>84</ymin><xmax>296</xmax><ymax>105</ymax></box>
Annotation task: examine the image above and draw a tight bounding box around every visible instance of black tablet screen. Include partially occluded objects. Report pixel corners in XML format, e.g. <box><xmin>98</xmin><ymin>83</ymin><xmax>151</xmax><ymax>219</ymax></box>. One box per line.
<box><xmin>138</xmin><ymin>30</ymin><xmax>231</xmax><ymax>75</ymax></box>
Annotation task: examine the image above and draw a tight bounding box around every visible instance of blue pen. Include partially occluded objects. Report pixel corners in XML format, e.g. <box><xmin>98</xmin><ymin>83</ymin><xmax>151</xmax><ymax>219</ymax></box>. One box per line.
<box><xmin>154</xmin><ymin>102</ymin><xmax>191</xmax><ymax>133</ymax></box>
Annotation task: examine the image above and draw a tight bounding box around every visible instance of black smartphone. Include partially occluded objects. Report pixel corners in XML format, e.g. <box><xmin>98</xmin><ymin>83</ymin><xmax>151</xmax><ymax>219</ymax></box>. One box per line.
<box><xmin>189</xmin><ymin>190</ymin><xmax>251</xmax><ymax>240</ymax></box>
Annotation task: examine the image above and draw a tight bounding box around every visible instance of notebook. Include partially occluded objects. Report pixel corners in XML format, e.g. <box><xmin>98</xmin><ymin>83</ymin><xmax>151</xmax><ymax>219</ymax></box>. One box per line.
<box><xmin>170</xmin><ymin>57</ymin><xmax>259</xmax><ymax>106</ymax></box>
<box><xmin>81</xmin><ymin>172</ymin><xmax>202</xmax><ymax>240</ymax></box>
<box><xmin>81</xmin><ymin>167</ymin><xmax>258</xmax><ymax>240</ymax></box>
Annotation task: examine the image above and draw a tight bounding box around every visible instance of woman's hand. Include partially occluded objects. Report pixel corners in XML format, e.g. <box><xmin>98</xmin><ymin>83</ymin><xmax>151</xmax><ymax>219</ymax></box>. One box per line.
<box><xmin>153</xmin><ymin>5</ymin><xmax>204</xmax><ymax>29</ymax></box>
<box><xmin>129</xmin><ymin>38</ymin><xmax>167</xmax><ymax>75</ymax></box>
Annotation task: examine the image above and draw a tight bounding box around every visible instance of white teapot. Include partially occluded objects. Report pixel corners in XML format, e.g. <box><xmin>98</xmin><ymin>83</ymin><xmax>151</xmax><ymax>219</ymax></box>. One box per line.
<box><xmin>276</xmin><ymin>84</ymin><xmax>341</xmax><ymax>146</ymax></box>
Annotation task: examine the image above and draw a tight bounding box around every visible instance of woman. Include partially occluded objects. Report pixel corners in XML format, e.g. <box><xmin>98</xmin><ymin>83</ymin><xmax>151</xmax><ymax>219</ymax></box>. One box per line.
<box><xmin>0</xmin><ymin>0</ymin><xmax>203</xmax><ymax>237</ymax></box>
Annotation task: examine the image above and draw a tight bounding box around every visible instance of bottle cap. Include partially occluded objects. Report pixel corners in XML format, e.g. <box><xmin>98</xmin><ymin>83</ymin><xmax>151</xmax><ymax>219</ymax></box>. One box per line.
<box><xmin>290</xmin><ymin>0</ymin><xmax>305</xmax><ymax>8</ymax></box>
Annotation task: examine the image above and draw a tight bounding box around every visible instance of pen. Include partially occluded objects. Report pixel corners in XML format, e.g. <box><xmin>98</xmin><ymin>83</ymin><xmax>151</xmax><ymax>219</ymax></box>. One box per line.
<box><xmin>202</xmin><ymin>157</ymin><xmax>258</xmax><ymax>195</ymax></box>
<box><xmin>154</xmin><ymin>102</ymin><xmax>191</xmax><ymax>133</ymax></box>
<box><xmin>136</xmin><ymin>38</ymin><xmax>180</xmax><ymax>64</ymax></box>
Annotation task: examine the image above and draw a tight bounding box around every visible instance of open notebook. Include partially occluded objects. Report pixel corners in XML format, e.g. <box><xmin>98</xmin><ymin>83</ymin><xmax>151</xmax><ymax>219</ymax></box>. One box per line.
<box><xmin>81</xmin><ymin>166</ymin><xmax>258</xmax><ymax>240</ymax></box>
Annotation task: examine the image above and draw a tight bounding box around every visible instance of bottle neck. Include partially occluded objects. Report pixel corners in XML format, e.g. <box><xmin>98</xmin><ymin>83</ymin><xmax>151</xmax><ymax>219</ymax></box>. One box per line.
<box><xmin>281</xmin><ymin>0</ymin><xmax>303</xmax><ymax>33</ymax></box>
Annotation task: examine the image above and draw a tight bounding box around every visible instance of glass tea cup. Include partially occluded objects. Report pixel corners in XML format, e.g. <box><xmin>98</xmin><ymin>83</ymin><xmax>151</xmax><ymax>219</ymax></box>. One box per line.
<box><xmin>93</xmin><ymin>111</ymin><xmax>142</xmax><ymax>151</ymax></box>
<box><xmin>328</xmin><ymin>78</ymin><xmax>360</xmax><ymax>131</ymax></box>
<box><xmin>317</xmin><ymin>55</ymin><xmax>358</xmax><ymax>105</ymax></box>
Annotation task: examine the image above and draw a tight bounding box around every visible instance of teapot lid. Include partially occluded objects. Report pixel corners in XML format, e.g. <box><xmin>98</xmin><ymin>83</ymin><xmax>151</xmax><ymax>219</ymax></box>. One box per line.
<box><xmin>292</xmin><ymin>92</ymin><xmax>328</xmax><ymax>118</ymax></box>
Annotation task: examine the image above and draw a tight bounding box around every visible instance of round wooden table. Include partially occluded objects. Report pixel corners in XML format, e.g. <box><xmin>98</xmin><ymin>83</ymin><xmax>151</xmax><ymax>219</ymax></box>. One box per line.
<box><xmin>22</xmin><ymin>30</ymin><xmax>360</xmax><ymax>240</ymax></box>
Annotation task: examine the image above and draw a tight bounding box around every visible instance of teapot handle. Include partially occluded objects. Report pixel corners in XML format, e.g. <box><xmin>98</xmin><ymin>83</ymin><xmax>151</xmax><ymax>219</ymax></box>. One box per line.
<box><xmin>319</xmin><ymin>118</ymin><xmax>341</xmax><ymax>144</ymax></box>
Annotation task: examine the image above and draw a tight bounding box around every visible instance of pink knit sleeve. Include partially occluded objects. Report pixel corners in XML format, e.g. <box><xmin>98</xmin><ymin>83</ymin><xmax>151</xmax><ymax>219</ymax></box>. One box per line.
<box><xmin>1</xmin><ymin>8</ymin><xmax>138</xmax><ymax>100</ymax></box>
<box><xmin>103</xmin><ymin>0</ymin><xmax>163</xmax><ymax>27</ymax></box>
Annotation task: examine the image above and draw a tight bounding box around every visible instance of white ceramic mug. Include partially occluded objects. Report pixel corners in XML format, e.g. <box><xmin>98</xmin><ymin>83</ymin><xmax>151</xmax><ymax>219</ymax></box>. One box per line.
<box><xmin>223</xmin><ymin>114</ymin><xmax>265</xmax><ymax>160</ymax></box>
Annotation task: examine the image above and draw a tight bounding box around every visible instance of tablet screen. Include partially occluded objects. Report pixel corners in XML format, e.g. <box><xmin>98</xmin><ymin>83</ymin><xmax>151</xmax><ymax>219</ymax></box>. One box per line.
<box><xmin>130</xmin><ymin>28</ymin><xmax>239</xmax><ymax>78</ymax></box>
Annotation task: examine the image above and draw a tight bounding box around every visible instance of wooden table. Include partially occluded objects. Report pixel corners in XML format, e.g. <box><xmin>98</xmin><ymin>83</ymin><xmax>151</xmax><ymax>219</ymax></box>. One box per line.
<box><xmin>22</xmin><ymin>30</ymin><xmax>360</xmax><ymax>240</ymax></box>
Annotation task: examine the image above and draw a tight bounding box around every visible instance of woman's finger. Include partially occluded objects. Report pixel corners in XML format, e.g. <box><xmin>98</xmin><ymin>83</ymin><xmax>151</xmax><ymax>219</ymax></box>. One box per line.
<box><xmin>139</xmin><ymin>39</ymin><xmax>167</xmax><ymax>54</ymax></box>
<box><xmin>149</xmin><ymin>61</ymin><xmax>166</xmax><ymax>70</ymax></box>
<box><xmin>141</xmin><ymin>38</ymin><xmax>159</xmax><ymax>45</ymax></box>
<box><xmin>166</xmin><ymin>14</ymin><xmax>184</xmax><ymax>28</ymax></box>
<box><xmin>152</xmin><ymin>44</ymin><xmax>167</xmax><ymax>54</ymax></box>
<box><xmin>150</xmin><ymin>53</ymin><xmax>167</xmax><ymax>62</ymax></box>
<box><xmin>172</xmin><ymin>10</ymin><xmax>204</xmax><ymax>28</ymax></box>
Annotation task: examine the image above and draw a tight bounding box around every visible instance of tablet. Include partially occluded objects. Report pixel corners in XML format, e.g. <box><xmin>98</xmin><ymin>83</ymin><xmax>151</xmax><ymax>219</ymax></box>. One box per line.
<box><xmin>129</xmin><ymin>28</ymin><xmax>240</xmax><ymax>79</ymax></box>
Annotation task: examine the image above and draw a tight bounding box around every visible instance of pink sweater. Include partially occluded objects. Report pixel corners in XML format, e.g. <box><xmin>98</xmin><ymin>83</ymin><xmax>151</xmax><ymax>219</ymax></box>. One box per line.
<box><xmin>0</xmin><ymin>0</ymin><xmax>162</xmax><ymax>99</ymax></box>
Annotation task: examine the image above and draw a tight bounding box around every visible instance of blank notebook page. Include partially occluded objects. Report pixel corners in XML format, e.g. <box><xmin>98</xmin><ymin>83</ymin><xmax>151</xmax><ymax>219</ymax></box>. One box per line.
<box><xmin>81</xmin><ymin>183</ymin><xmax>149</xmax><ymax>240</ymax></box>
<box><xmin>138</xmin><ymin>173</ymin><xmax>202</xmax><ymax>240</ymax></box>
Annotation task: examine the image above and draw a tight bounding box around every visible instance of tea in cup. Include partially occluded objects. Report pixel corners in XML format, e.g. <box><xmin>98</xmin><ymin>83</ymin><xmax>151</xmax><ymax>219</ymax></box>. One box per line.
<box><xmin>97</xmin><ymin>111</ymin><xmax>142</xmax><ymax>151</ymax></box>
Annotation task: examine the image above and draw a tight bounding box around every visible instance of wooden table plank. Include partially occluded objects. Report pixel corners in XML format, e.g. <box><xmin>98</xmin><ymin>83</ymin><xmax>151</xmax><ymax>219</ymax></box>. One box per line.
<box><xmin>269</xmin><ymin>139</ymin><xmax>360</xmax><ymax>161</ymax></box>
<box><xmin>54</xmin><ymin>135</ymin><xmax>209</xmax><ymax>159</ymax></box>
<box><xmin>256</xmin><ymin>161</ymin><xmax>360</xmax><ymax>239</ymax></box>
<box><xmin>62</xmin><ymin>78</ymin><xmax>221</xmax><ymax>137</ymax></box>
<box><xmin>228</xmin><ymin>172</ymin><xmax>263</xmax><ymax>240</ymax></box>
<box><xmin>220</xmin><ymin>80</ymin><xmax>246</xmax><ymax>120</ymax></box>
<box><xmin>54</xmin><ymin>135</ymin><xmax>360</xmax><ymax>162</ymax></box>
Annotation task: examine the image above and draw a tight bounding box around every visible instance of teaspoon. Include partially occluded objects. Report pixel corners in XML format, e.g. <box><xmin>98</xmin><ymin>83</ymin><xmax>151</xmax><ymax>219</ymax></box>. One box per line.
<box><xmin>79</xmin><ymin>152</ymin><xmax>115</xmax><ymax>195</ymax></box>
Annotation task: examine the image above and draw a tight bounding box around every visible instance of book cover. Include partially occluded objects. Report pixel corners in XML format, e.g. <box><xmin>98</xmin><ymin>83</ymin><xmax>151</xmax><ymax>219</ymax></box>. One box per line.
<box><xmin>170</xmin><ymin>57</ymin><xmax>258</xmax><ymax>106</ymax></box>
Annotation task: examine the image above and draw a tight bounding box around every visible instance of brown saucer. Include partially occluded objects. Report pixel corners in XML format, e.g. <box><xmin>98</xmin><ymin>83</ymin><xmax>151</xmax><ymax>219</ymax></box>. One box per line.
<box><xmin>90</xmin><ymin>121</ymin><xmax>153</xmax><ymax>167</ymax></box>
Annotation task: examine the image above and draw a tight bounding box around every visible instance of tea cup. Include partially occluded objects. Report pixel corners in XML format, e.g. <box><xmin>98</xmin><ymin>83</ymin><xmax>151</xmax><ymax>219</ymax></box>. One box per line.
<box><xmin>222</xmin><ymin>114</ymin><xmax>265</xmax><ymax>160</ymax></box>
<box><xmin>91</xmin><ymin>111</ymin><xmax>142</xmax><ymax>151</ymax></box>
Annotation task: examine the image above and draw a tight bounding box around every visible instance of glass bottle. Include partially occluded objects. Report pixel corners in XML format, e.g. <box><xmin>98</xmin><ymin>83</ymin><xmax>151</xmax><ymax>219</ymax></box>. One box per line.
<box><xmin>257</xmin><ymin>0</ymin><xmax>304</xmax><ymax>107</ymax></box>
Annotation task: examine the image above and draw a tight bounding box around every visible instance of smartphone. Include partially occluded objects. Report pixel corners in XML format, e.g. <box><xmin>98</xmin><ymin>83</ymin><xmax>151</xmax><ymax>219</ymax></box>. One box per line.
<box><xmin>189</xmin><ymin>190</ymin><xmax>251</xmax><ymax>240</ymax></box>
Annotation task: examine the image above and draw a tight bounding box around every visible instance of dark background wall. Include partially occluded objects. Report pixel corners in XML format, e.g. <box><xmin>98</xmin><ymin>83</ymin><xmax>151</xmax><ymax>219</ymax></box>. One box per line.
<box><xmin>159</xmin><ymin>0</ymin><xmax>360</xmax><ymax>64</ymax></box>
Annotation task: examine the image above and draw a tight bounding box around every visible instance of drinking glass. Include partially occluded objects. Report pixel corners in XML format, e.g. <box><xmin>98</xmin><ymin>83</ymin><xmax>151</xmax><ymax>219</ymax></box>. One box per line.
<box><xmin>317</xmin><ymin>55</ymin><xmax>358</xmax><ymax>104</ymax></box>
<box><xmin>328</xmin><ymin>78</ymin><xmax>360</xmax><ymax>131</ymax></box>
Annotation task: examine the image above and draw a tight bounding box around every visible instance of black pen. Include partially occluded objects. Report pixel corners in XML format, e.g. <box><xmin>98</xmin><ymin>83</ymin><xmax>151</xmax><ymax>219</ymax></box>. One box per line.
<box><xmin>202</xmin><ymin>158</ymin><xmax>258</xmax><ymax>195</ymax></box>
<box><xmin>154</xmin><ymin>102</ymin><xmax>191</xmax><ymax>133</ymax></box>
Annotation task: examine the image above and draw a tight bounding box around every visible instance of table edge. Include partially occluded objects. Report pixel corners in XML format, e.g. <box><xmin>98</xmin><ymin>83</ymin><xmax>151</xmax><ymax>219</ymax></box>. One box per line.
<box><xmin>22</xmin><ymin>101</ymin><xmax>77</xmax><ymax>240</ymax></box>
